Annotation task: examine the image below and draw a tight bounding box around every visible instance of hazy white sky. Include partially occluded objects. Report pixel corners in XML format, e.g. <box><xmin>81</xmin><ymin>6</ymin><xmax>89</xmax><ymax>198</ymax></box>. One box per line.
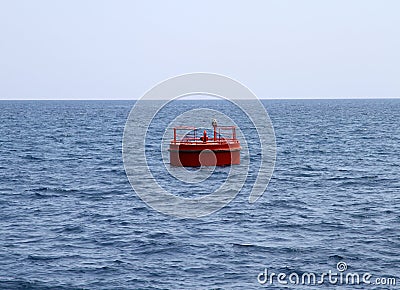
<box><xmin>1</xmin><ymin>0</ymin><xmax>399</xmax><ymax>99</ymax></box>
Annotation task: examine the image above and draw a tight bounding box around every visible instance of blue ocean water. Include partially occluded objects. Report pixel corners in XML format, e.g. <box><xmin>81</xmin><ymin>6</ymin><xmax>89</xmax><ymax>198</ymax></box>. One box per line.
<box><xmin>0</xmin><ymin>99</ymin><xmax>399</xmax><ymax>289</ymax></box>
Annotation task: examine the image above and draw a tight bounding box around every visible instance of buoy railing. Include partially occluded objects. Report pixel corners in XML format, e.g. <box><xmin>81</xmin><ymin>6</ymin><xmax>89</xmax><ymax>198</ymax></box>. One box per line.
<box><xmin>216</xmin><ymin>126</ymin><xmax>237</xmax><ymax>142</ymax></box>
<box><xmin>172</xmin><ymin>126</ymin><xmax>238</xmax><ymax>144</ymax></box>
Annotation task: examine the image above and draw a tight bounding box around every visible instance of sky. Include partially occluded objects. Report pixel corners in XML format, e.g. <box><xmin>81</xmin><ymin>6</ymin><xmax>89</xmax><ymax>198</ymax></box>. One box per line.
<box><xmin>0</xmin><ymin>0</ymin><xmax>399</xmax><ymax>100</ymax></box>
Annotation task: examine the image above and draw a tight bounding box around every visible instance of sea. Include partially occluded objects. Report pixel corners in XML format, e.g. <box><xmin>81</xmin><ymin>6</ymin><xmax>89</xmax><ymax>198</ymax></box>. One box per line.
<box><xmin>0</xmin><ymin>99</ymin><xmax>399</xmax><ymax>289</ymax></box>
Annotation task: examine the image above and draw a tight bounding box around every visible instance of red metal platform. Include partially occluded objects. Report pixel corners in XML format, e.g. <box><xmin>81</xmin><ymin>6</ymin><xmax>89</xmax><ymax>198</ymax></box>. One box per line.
<box><xmin>169</xmin><ymin>120</ymin><xmax>241</xmax><ymax>167</ymax></box>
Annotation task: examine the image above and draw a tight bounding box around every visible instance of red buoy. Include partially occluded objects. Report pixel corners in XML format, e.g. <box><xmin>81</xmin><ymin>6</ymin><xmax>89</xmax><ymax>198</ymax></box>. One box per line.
<box><xmin>169</xmin><ymin>119</ymin><xmax>241</xmax><ymax>167</ymax></box>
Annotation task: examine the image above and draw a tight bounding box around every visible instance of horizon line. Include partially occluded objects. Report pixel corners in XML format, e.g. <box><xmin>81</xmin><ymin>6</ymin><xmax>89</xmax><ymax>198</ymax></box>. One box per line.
<box><xmin>0</xmin><ymin>97</ymin><xmax>399</xmax><ymax>101</ymax></box>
